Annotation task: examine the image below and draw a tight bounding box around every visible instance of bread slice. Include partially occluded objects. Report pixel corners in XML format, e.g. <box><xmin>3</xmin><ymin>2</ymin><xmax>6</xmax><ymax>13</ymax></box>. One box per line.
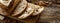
<box><xmin>11</xmin><ymin>0</ymin><xmax>27</xmax><ymax>16</ymax></box>
<box><xmin>26</xmin><ymin>3</ymin><xmax>44</xmax><ymax>16</ymax></box>
<box><xmin>0</xmin><ymin>0</ymin><xmax>12</xmax><ymax>6</ymax></box>
<box><xmin>32</xmin><ymin>6</ymin><xmax>44</xmax><ymax>15</ymax></box>
<box><xmin>27</xmin><ymin>3</ymin><xmax>44</xmax><ymax>16</ymax></box>
<box><xmin>8</xmin><ymin>0</ymin><xmax>21</xmax><ymax>15</ymax></box>
<box><xmin>18</xmin><ymin>3</ymin><xmax>35</xmax><ymax>19</ymax></box>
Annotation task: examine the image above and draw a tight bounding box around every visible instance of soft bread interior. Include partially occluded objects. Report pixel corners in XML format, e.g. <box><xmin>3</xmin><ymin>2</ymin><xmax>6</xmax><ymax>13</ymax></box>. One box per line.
<box><xmin>27</xmin><ymin>3</ymin><xmax>44</xmax><ymax>16</ymax></box>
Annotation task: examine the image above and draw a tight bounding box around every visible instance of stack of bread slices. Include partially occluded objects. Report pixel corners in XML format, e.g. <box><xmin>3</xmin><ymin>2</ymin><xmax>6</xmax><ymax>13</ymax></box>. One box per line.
<box><xmin>0</xmin><ymin>0</ymin><xmax>44</xmax><ymax>20</ymax></box>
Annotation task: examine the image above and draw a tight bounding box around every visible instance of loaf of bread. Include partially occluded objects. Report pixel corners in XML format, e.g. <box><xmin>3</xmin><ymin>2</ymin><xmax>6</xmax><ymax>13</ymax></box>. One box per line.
<box><xmin>12</xmin><ymin>0</ymin><xmax>28</xmax><ymax>16</ymax></box>
<box><xmin>0</xmin><ymin>0</ymin><xmax>12</xmax><ymax>6</ymax></box>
